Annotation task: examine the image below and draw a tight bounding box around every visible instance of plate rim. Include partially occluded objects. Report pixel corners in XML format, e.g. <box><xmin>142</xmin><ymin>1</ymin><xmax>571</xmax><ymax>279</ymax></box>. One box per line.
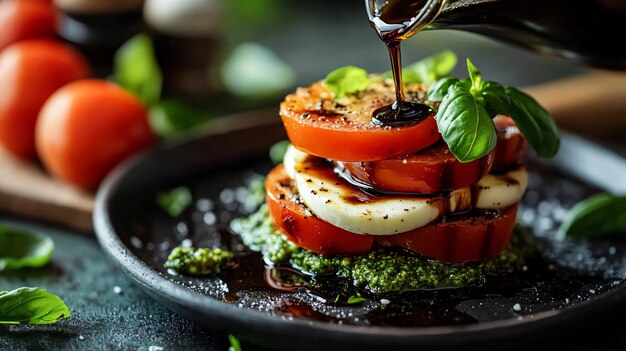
<box><xmin>93</xmin><ymin>110</ymin><xmax>626</xmax><ymax>348</ymax></box>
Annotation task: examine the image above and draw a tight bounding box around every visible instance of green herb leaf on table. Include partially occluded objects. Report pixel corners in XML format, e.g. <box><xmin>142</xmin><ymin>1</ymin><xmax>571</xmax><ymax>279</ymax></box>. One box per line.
<box><xmin>221</xmin><ymin>42</ymin><xmax>296</xmax><ymax>100</ymax></box>
<box><xmin>0</xmin><ymin>226</ymin><xmax>54</xmax><ymax>271</ymax></box>
<box><xmin>558</xmin><ymin>194</ymin><xmax>626</xmax><ymax>240</ymax></box>
<box><xmin>269</xmin><ymin>140</ymin><xmax>291</xmax><ymax>165</ymax></box>
<box><xmin>347</xmin><ymin>293</ymin><xmax>366</xmax><ymax>304</ymax></box>
<box><xmin>505</xmin><ymin>87</ymin><xmax>560</xmax><ymax>158</ymax></box>
<box><xmin>149</xmin><ymin>100</ymin><xmax>212</xmax><ymax>138</ymax></box>
<box><xmin>156</xmin><ymin>187</ymin><xmax>192</xmax><ymax>218</ymax></box>
<box><xmin>435</xmin><ymin>84</ymin><xmax>497</xmax><ymax>163</ymax></box>
<box><xmin>0</xmin><ymin>287</ymin><xmax>70</xmax><ymax>325</ymax></box>
<box><xmin>324</xmin><ymin>66</ymin><xmax>370</xmax><ymax>99</ymax></box>
<box><xmin>114</xmin><ymin>33</ymin><xmax>162</xmax><ymax>106</ymax></box>
<box><xmin>228</xmin><ymin>334</ymin><xmax>242</xmax><ymax>351</ymax></box>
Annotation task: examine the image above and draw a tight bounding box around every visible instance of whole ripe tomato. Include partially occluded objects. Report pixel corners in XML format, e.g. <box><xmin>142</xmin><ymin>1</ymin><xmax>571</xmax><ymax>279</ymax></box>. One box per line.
<box><xmin>0</xmin><ymin>0</ymin><xmax>57</xmax><ymax>51</ymax></box>
<box><xmin>36</xmin><ymin>80</ymin><xmax>155</xmax><ymax>189</ymax></box>
<box><xmin>0</xmin><ymin>40</ymin><xmax>89</xmax><ymax>158</ymax></box>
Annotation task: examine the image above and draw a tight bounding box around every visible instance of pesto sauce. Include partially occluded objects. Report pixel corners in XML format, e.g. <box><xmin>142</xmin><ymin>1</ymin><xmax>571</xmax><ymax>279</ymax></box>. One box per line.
<box><xmin>164</xmin><ymin>246</ymin><xmax>237</xmax><ymax>275</ymax></box>
<box><xmin>231</xmin><ymin>205</ymin><xmax>537</xmax><ymax>293</ymax></box>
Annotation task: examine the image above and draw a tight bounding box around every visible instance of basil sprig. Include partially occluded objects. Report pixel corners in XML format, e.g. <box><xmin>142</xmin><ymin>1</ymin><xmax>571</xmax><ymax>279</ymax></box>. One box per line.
<box><xmin>0</xmin><ymin>288</ymin><xmax>70</xmax><ymax>325</ymax></box>
<box><xmin>324</xmin><ymin>51</ymin><xmax>458</xmax><ymax>98</ymax></box>
<box><xmin>429</xmin><ymin>59</ymin><xmax>559</xmax><ymax>162</ymax></box>
<box><xmin>558</xmin><ymin>194</ymin><xmax>626</xmax><ymax>240</ymax></box>
<box><xmin>0</xmin><ymin>226</ymin><xmax>54</xmax><ymax>271</ymax></box>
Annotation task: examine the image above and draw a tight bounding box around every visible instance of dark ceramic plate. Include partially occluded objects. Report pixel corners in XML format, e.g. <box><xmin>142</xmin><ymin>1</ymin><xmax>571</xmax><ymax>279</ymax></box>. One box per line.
<box><xmin>94</xmin><ymin>109</ymin><xmax>626</xmax><ymax>351</ymax></box>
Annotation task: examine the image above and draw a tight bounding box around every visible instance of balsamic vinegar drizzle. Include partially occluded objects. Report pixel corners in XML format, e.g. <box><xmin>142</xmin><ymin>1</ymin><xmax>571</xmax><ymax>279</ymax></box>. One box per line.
<box><xmin>366</xmin><ymin>0</ymin><xmax>443</xmax><ymax>126</ymax></box>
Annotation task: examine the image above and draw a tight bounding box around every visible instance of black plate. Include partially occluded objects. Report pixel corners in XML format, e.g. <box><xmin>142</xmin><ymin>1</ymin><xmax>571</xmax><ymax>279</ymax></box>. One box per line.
<box><xmin>94</xmin><ymin>109</ymin><xmax>626</xmax><ymax>350</ymax></box>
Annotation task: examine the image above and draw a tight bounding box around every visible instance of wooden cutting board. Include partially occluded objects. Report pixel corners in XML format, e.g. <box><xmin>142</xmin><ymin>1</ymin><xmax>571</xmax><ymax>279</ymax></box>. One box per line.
<box><xmin>0</xmin><ymin>72</ymin><xmax>624</xmax><ymax>233</ymax></box>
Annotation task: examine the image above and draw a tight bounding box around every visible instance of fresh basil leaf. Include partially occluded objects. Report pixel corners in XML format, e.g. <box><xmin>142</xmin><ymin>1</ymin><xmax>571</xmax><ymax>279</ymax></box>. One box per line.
<box><xmin>382</xmin><ymin>69</ymin><xmax>421</xmax><ymax>84</ymax></box>
<box><xmin>406</xmin><ymin>50</ymin><xmax>457</xmax><ymax>84</ymax></box>
<box><xmin>558</xmin><ymin>194</ymin><xmax>626</xmax><ymax>240</ymax></box>
<box><xmin>114</xmin><ymin>34</ymin><xmax>162</xmax><ymax>106</ymax></box>
<box><xmin>149</xmin><ymin>100</ymin><xmax>211</xmax><ymax>138</ymax></box>
<box><xmin>269</xmin><ymin>140</ymin><xmax>290</xmax><ymax>165</ymax></box>
<box><xmin>466</xmin><ymin>58</ymin><xmax>484</xmax><ymax>95</ymax></box>
<box><xmin>324</xmin><ymin>66</ymin><xmax>370</xmax><ymax>98</ymax></box>
<box><xmin>505</xmin><ymin>87</ymin><xmax>560</xmax><ymax>158</ymax></box>
<box><xmin>221</xmin><ymin>42</ymin><xmax>296</xmax><ymax>100</ymax></box>
<box><xmin>427</xmin><ymin>76</ymin><xmax>459</xmax><ymax>102</ymax></box>
<box><xmin>436</xmin><ymin>84</ymin><xmax>497</xmax><ymax>163</ymax></box>
<box><xmin>480</xmin><ymin>81</ymin><xmax>511</xmax><ymax>117</ymax></box>
<box><xmin>347</xmin><ymin>294</ymin><xmax>366</xmax><ymax>304</ymax></box>
<box><xmin>0</xmin><ymin>287</ymin><xmax>70</xmax><ymax>325</ymax></box>
<box><xmin>0</xmin><ymin>226</ymin><xmax>54</xmax><ymax>271</ymax></box>
<box><xmin>157</xmin><ymin>187</ymin><xmax>192</xmax><ymax>217</ymax></box>
<box><xmin>228</xmin><ymin>334</ymin><xmax>242</xmax><ymax>351</ymax></box>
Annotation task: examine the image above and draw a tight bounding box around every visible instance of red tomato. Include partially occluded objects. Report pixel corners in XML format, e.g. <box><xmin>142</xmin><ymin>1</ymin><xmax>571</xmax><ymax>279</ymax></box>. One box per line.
<box><xmin>280</xmin><ymin>82</ymin><xmax>441</xmax><ymax>162</ymax></box>
<box><xmin>338</xmin><ymin>141</ymin><xmax>495</xmax><ymax>194</ymax></box>
<box><xmin>378</xmin><ymin>204</ymin><xmax>519</xmax><ymax>263</ymax></box>
<box><xmin>36</xmin><ymin>80</ymin><xmax>155</xmax><ymax>189</ymax></box>
<box><xmin>266</xmin><ymin>165</ymin><xmax>374</xmax><ymax>255</ymax></box>
<box><xmin>0</xmin><ymin>0</ymin><xmax>57</xmax><ymax>51</ymax></box>
<box><xmin>0</xmin><ymin>40</ymin><xmax>89</xmax><ymax>158</ymax></box>
<box><xmin>493</xmin><ymin>116</ymin><xmax>528</xmax><ymax>172</ymax></box>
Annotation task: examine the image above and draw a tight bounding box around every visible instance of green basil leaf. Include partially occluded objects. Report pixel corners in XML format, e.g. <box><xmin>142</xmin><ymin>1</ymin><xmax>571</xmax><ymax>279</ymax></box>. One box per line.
<box><xmin>324</xmin><ymin>66</ymin><xmax>370</xmax><ymax>98</ymax></box>
<box><xmin>480</xmin><ymin>81</ymin><xmax>511</xmax><ymax>117</ymax></box>
<box><xmin>347</xmin><ymin>294</ymin><xmax>366</xmax><ymax>304</ymax></box>
<box><xmin>505</xmin><ymin>87</ymin><xmax>560</xmax><ymax>158</ymax></box>
<box><xmin>0</xmin><ymin>287</ymin><xmax>70</xmax><ymax>325</ymax></box>
<box><xmin>558</xmin><ymin>194</ymin><xmax>626</xmax><ymax>240</ymax></box>
<box><xmin>427</xmin><ymin>77</ymin><xmax>459</xmax><ymax>102</ymax></box>
<box><xmin>149</xmin><ymin>100</ymin><xmax>212</xmax><ymax>138</ymax></box>
<box><xmin>436</xmin><ymin>84</ymin><xmax>497</xmax><ymax>163</ymax></box>
<box><xmin>0</xmin><ymin>226</ymin><xmax>54</xmax><ymax>271</ymax></box>
<box><xmin>228</xmin><ymin>334</ymin><xmax>242</xmax><ymax>351</ymax></box>
<box><xmin>156</xmin><ymin>187</ymin><xmax>192</xmax><ymax>217</ymax></box>
<box><xmin>269</xmin><ymin>140</ymin><xmax>290</xmax><ymax>165</ymax></box>
<box><xmin>466</xmin><ymin>58</ymin><xmax>484</xmax><ymax>96</ymax></box>
<box><xmin>406</xmin><ymin>50</ymin><xmax>457</xmax><ymax>84</ymax></box>
<box><xmin>114</xmin><ymin>34</ymin><xmax>162</xmax><ymax>106</ymax></box>
<box><xmin>382</xmin><ymin>69</ymin><xmax>421</xmax><ymax>84</ymax></box>
<box><xmin>221</xmin><ymin>42</ymin><xmax>296</xmax><ymax>100</ymax></box>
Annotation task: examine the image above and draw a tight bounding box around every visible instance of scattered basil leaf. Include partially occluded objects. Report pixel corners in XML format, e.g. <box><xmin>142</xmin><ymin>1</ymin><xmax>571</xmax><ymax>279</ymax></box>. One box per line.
<box><xmin>149</xmin><ymin>100</ymin><xmax>212</xmax><ymax>138</ymax></box>
<box><xmin>427</xmin><ymin>76</ymin><xmax>459</xmax><ymax>102</ymax></box>
<box><xmin>479</xmin><ymin>81</ymin><xmax>510</xmax><ymax>117</ymax></box>
<box><xmin>557</xmin><ymin>194</ymin><xmax>626</xmax><ymax>240</ymax></box>
<box><xmin>347</xmin><ymin>294</ymin><xmax>366</xmax><ymax>304</ymax></box>
<box><xmin>505</xmin><ymin>87</ymin><xmax>560</xmax><ymax>158</ymax></box>
<box><xmin>228</xmin><ymin>334</ymin><xmax>242</xmax><ymax>351</ymax></box>
<box><xmin>324</xmin><ymin>66</ymin><xmax>370</xmax><ymax>98</ymax></box>
<box><xmin>114</xmin><ymin>33</ymin><xmax>162</xmax><ymax>106</ymax></box>
<box><xmin>221</xmin><ymin>42</ymin><xmax>296</xmax><ymax>100</ymax></box>
<box><xmin>406</xmin><ymin>50</ymin><xmax>458</xmax><ymax>84</ymax></box>
<box><xmin>0</xmin><ymin>226</ymin><xmax>54</xmax><ymax>271</ymax></box>
<box><xmin>269</xmin><ymin>140</ymin><xmax>291</xmax><ymax>165</ymax></box>
<box><xmin>436</xmin><ymin>84</ymin><xmax>497</xmax><ymax>163</ymax></box>
<box><xmin>0</xmin><ymin>288</ymin><xmax>70</xmax><ymax>325</ymax></box>
<box><xmin>156</xmin><ymin>187</ymin><xmax>192</xmax><ymax>217</ymax></box>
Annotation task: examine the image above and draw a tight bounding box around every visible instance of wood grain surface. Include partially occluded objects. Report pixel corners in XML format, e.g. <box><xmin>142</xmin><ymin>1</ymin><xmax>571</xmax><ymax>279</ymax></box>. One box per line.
<box><xmin>0</xmin><ymin>73</ymin><xmax>624</xmax><ymax>233</ymax></box>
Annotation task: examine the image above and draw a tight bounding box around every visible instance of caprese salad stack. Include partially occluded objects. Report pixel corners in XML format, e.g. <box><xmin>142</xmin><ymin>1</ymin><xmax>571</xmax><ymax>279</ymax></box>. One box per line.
<box><xmin>265</xmin><ymin>79</ymin><xmax>530</xmax><ymax>263</ymax></box>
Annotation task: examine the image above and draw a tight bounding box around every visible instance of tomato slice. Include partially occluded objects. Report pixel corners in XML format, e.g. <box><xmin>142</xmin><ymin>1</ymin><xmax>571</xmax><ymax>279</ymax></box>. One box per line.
<box><xmin>378</xmin><ymin>204</ymin><xmax>519</xmax><ymax>263</ymax></box>
<box><xmin>337</xmin><ymin>140</ymin><xmax>495</xmax><ymax>194</ymax></box>
<box><xmin>266</xmin><ymin>164</ymin><xmax>374</xmax><ymax>255</ymax></box>
<box><xmin>493</xmin><ymin>116</ymin><xmax>528</xmax><ymax>172</ymax></box>
<box><xmin>280</xmin><ymin>81</ymin><xmax>441</xmax><ymax>161</ymax></box>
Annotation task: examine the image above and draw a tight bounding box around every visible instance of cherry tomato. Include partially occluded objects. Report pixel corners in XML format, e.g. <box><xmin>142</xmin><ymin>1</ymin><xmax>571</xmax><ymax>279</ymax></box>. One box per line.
<box><xmin>266</xmin><ymin>164</ymin><xmax>374</xmax><ymax>255</ymax></box>
<box><xmin>378</xmin><ymin>204</ymin><xmax>519</xmax><ymax>263</ymax></box>
<box><xmin>36</xmin><ymin>80</ymin><xmax>155</xmax><ymax>189</ymax></box>
<box><xmin>493</xmin><ymin>116</ymin><xmax>528</xmax><ymax>172</ymax></box>
<box><xmin>0</xmin><ymin>0</ymin><xmax>57</xmax><ymax>51</ymax></box>
<box><xmin>280</xmin><ymin>81</ymin><xmax>441</xmax><ymax>162</ymax></box>
<box><xmin>338</xmin><ymin>140</ymin><xmax>495</xmax><ymax>194</ymax></box>
<box><xmin>0</xmin><ymin>40</ymin><xmax>89</xmax><ymax>158</ymax></box>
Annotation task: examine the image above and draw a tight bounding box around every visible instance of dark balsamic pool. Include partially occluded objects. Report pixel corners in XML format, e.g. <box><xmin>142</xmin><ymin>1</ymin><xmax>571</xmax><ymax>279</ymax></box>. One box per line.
<box><xmin>122</xmin><ymin>158</ymin><xmax>626</xmax><ymax>327</ymax></box>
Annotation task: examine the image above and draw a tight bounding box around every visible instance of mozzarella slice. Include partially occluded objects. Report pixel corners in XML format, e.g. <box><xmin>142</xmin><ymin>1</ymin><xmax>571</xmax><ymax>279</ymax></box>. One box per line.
<box><xmin>283</xmin><ymin>145</ymin><xmax>527</xmax><ymax>235</ymax></box>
